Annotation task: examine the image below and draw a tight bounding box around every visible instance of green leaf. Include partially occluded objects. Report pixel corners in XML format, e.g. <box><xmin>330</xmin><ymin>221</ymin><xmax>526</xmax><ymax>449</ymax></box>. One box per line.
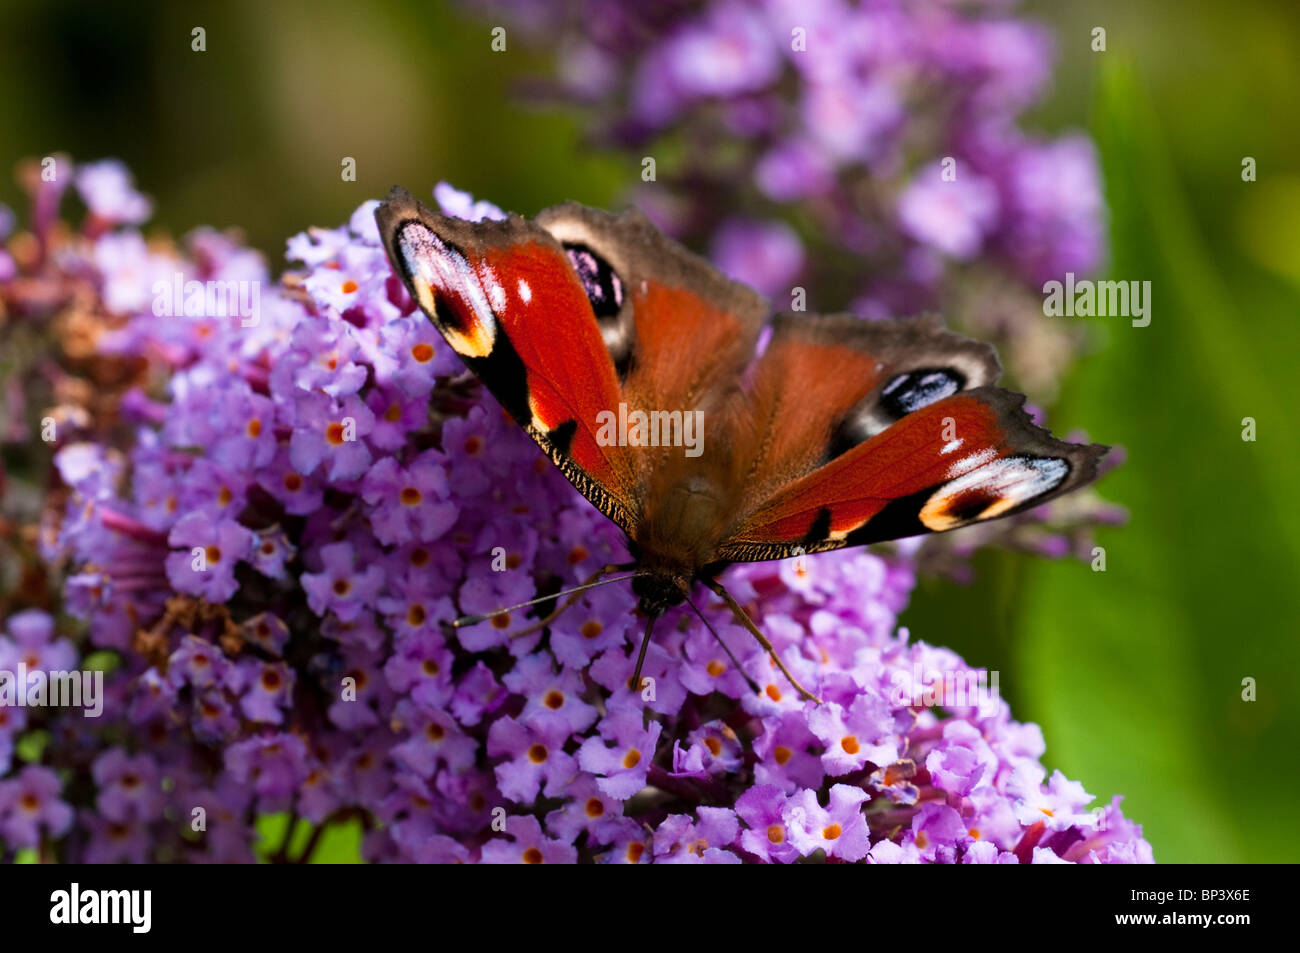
<box><xmin>253</xmin><ymin>812</ymin><xmax>363</xmax><ymax>863</ymax></box>
<box><xmin>308</xmin><ymin>817</ymin><xmax>364</xmax><ymax>864</ymax></box>
<box><xmin>15</xmin><ymin>730</ymin><xmax>49</xmax><ymax>764</ymax></box>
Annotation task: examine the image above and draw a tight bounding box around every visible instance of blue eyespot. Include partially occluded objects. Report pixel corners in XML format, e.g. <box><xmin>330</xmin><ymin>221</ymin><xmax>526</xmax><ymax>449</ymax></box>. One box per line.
<box><xmin>880</xmin><ymin>368</ymin><xmax>964</xmax><ymax>417</ymax></box>
<box><xmin>564</xmin><ymin>243</ymin><xmax>624</xmax><ymax>318</ymax></box>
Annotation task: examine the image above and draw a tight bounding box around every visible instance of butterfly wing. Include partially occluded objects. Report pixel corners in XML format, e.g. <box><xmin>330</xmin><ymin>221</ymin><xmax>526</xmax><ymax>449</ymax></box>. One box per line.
<box><xmin>533</xmin><ymin>202</ymin><xmax>767</xmax><ymax>416</ymax></box>
<box><xmin>376</xmin><ymin>190</ymin><xmax>769</xmax><ymax>535</ymax></box>
<box><xmin>718</xmin><ymin>385</ymin><xmax>1107</xmax><ymax>562</ymax></box>
<box><xmin>376</xmin><ymin>188</ymin><xmax>641</xmax><ymax>530</ymax></box>
<box><xmin>727</xmin><ymin>312</ymin><xmax>1002</xmax><ymax>512</ymax></box>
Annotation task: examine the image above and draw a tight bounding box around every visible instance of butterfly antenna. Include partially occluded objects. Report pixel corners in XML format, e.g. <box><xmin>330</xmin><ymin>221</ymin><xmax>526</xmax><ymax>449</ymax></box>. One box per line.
<box><xmin>450</xmin><ymin>562</ymin><xmax>637</xmax><ymax>632</ymax></box>
<box><xmin>702</xmin><ymin>577</ymin><xmax>821</xmax><ymax>704</ymax></box>
<box><xmin>629</xmin><ymin>611</ymin><xmax>657</xmax><ymax>696</ymax></box>
<box><xmin>685</xmin><ymin>595</ymin><xmax>760</xmax><ymax>695</ymax></box>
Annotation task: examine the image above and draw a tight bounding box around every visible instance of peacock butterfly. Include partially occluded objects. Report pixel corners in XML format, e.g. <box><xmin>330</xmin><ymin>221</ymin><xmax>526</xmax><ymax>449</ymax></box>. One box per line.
<box><xmin>375</xmin><ymin>187</ymin><xmax>1107</xmax><ymax>702</ymax></box>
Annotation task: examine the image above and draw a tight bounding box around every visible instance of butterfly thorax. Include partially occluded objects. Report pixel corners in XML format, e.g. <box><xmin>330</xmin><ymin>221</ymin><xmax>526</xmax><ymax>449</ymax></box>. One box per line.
<box><xmin>629</xmin><ymin>473</ymin><xmax>734</xmax><ymax>614</ymax></box>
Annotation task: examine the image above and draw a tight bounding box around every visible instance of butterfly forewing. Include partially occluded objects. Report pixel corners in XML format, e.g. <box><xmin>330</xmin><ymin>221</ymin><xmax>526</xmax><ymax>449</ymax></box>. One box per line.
<box><xmin>535</xmin><ymin>202</ymin><xmax>767</xmax><ymax>415</ymax></box>
<box><xmin>375</xmin><ymin>187</ymin><xmax>641</xmax><ymax>531</ymax></box>
<box><xmin>718</xmin><ymin>387</ymin><xmax>1107</xmax><ymax>562</ymax></box>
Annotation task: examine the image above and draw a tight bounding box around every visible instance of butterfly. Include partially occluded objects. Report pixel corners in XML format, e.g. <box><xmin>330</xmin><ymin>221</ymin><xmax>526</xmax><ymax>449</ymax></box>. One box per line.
<box><xmin>375</xmin><ymin>187</ymin><xmax>1107</xmax><ymax>703</ymax></box>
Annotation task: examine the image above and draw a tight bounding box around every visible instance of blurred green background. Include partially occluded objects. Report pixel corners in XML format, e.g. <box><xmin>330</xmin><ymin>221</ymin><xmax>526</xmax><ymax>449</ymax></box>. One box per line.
<box><xmin>1</xmin><ymin>0</ymin><xmax>1296</xmax><ymax>863</ymax></box>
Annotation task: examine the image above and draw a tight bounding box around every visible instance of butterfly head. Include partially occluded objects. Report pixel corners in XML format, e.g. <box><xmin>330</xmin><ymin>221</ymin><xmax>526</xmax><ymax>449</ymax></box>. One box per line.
<box><xmin>631</xmin><ymin>570</ymin><xmax>691</xmax><ymax>618</ymax></box>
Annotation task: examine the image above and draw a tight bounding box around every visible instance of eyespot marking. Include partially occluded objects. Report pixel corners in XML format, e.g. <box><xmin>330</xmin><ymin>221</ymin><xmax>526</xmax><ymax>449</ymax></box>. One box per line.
<box><xmin>920</xmin><ymin>455</ymin><xmax>1069</xmax><ymax>531</ymax></box>
<box><xmin>881</xmin><ymin>368</ymin><xmax>965</xmax><ymax>419</ymax></box>
<box><xmin>564</xmin><ymin>243</ymin><xmax>624</xmax><ymax>318</ymax></box>
<box><xmin>397</xmin><ymin>220</ymin><xmax>497</xmax><ymax>358</ymax></box>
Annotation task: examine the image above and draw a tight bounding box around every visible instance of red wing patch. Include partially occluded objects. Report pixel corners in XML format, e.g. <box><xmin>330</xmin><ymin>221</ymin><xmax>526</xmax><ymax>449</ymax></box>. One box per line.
<box><xmin>718</xmin><ymin>388</ymin><xmax>1107</xmax><ymax>561</ymax></box>
<box><xmin>376</xmin><ymin>188</ymin><xmax>640</xmax><ymax>530</ymax></box>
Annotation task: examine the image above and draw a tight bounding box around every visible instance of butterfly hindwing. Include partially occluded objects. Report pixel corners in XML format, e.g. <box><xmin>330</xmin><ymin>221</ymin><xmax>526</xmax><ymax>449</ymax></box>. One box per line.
<box><xmin>718</xmin><ymin>387</ymin><xmax>1107</xmax><ymax>562</ymax></box>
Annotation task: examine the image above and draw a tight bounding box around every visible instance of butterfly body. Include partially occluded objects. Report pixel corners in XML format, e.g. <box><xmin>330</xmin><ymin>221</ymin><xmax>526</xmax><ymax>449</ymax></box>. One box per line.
<box><xmin>376</xmin><ymin>187</ymin><xmax>1107</xmax><ymax>697</ymax></box>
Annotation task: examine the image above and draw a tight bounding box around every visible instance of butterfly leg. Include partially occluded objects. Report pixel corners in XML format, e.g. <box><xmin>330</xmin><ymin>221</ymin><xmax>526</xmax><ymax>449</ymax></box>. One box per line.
<box><xmin>629</xmin><ymin>612</ymin><xmax>657</xmax><ymax>696</ymax></box>
<box><xmin>684</xmin><ymin>595</ymin><xmax>761</xmax><ymax>695</ymax></box>
<box><xmin>507</xmin><ymin>562</ymin><xmax>636</xmax><ymax>640</ymax></box>
<box><xmin>702</xmin><ymin>578</ymin><xmax>822</xmax><ymax>704</ymax></box>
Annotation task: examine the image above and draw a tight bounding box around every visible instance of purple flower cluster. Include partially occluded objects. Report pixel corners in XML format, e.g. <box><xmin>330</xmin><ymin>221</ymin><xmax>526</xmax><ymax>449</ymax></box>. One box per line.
<box><xmin>495</xmin><ymin>0</ymin><xmax>1104</xmax><ymax>289</ymax></box>
<box><xmin>0</xmin><ymin>167</ymin><xmax>1151</xmax><ymax>863</ymax></box>
<box><xmin>481</xmin><ymin>0</ymin><xmax>1110</xmax><ymax>419</ymax></box>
